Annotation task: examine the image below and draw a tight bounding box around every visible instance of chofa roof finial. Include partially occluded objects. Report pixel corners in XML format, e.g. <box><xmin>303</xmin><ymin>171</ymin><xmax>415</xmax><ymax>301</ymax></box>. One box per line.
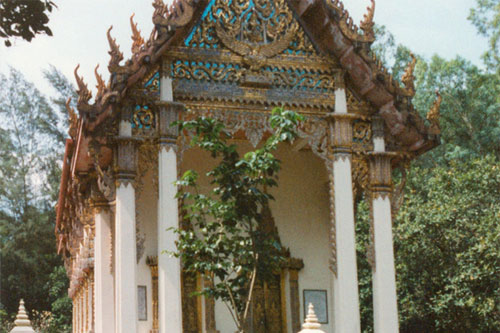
<box><xmin>74</xmin><ymin>64</ymin><xmax>92</xmax><ymax>106</ymax></box>
<box><xmin>427</xmin><ymin>90</ymin><xmax>442</xmax><ymax>135</ymax></box>
<box><xmin>130</xmin><ymin>13</ymin><xmax>145</xmax><ymax>54</ymax></box>
<box><xmin>402</xmin><ymin>53</ymin><xmax>417</xmax><ymax>96</ymax></box>
<box><xmin>360</xmin><ymin>0</ymin><xmax>375</xmax><ymax>36</ymax></box>
<box><xmin>107</xmin><ymin>26</ymin><xmax>124</xmax><ymax>71</ymax></box>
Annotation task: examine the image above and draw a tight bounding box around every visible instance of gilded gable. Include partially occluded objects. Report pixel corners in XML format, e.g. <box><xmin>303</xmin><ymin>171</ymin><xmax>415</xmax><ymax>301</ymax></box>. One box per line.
<box><xmin>162</xmin><ymin>0</ymin><xmax>340</xmax><ymax>114</ymax></box>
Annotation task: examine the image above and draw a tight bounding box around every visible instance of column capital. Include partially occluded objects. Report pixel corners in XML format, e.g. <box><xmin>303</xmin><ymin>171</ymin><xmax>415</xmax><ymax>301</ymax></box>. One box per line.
<box><xmin>156</xmin><ymin>101</ymin><xmax>184</xmax><ymax>146</ymax></box>
<box><xmin>334</xmin><ymin>70</ymin><xmax>346</xmax><ymax>89</ymax></box>
<box><xmin>368</xmin><ymin>151</ymin><xmax>398</xmax><ymax>195</ymax></box>
<box><xmin>372</xmin><ymin>116</ymin><xmax>385</xmax><ymax>139</ymax></box>
<box><xmin>327</xmin><ymin>113</ymin><xmax>360</xmax><ymax>156</ymax></box>
<box><xmin>115</xmin><ymin>136</ymin><xmax>142</xmax><ymax>186</ymax></box>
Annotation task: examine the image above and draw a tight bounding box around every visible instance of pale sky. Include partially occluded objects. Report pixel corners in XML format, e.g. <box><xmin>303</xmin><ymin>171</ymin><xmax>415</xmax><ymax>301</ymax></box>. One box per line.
<box><xmin>0</xmin><ymin>0</ymin><xmax>487</xmax><ymax>98</ymax></box>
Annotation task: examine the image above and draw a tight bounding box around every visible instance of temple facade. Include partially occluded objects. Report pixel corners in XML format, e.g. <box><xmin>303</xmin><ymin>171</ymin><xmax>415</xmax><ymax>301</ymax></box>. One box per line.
<box><xmin>55</xmin><ymin>0</ymin><xmax>441</xmax><ymax>332</ymax></box>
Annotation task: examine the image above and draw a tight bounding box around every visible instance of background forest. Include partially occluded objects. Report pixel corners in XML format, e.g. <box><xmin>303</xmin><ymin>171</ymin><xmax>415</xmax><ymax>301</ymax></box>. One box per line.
<box><xmin>0</xmin><ymin>1</ymin><xmax>499</xmax><ymax>332</ymax></box>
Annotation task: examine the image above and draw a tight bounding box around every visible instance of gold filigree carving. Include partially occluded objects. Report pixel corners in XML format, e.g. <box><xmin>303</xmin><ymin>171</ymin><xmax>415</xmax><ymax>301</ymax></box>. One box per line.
<box><xmin>133</xmin><ymin>106</ymin><xmax>156</xmax><ymax>130</ymax></box>
<box><xmin>214</xmin><ymin>0</ymin><xmax>298</xmax><ymax>59</ymax></box>
<box><xmin>172</xmin><ymin>61</ymin><xmax>242</xmax><ymax>83</ymax></box>
<box><xmin>166</xmin><ymin>0</ymin><xmax>338</xmax><ymax>111</ymax></box>
<box><xmin>346</xmin><ymin>89</ymin><xmax>371</xmax><ymax>113</ymax></box>
<box><xmin>353</xmin><ymin>120</ymin><xmax>372</xmax><ymax>146</ymax></box>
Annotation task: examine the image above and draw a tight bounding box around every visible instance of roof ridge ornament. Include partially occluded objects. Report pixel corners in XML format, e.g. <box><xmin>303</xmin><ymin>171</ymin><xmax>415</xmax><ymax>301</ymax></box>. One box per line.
<box><xmin>427</xmin><ymin>90</ymin><xmax>442</xmax><ymax>135</ymax></box>
<box><xmin>74</xmin><ymin>64</ymin><xmax>92</xmax><ymax>108</ymax></box>
<box><xmin>107</xmin><ymin>26</ymin><xmax>124</xmax><ymax>72</ymax></box>
<box><xmin>401</xmin><ymin>53</ymin><xmax>417</xmax><ymax>96</ymax></box>
<box><xmin>130</xmin><ymin>14</ymin><xmax>145</xmax><ymax>54</ymax></box>
<box><xmin>328</xmin><ymin>0</ymin><xmax>376</xmax><ymax>43</ymax></box>
<box><xmin>360</xmin><ymin>0</ymin><xmax>375</xmax><ymax>37</ymax></box>
<box><xmin>94</xmin><ymin>64</ymin><xmax>106</xmax><ymax>98</ymax></box>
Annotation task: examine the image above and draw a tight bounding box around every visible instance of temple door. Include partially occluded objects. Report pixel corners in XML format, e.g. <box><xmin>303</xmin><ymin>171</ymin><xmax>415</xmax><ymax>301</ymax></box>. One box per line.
<box><xmin>249</xmin><ymin>272</ymin><xmax>285</xmax><ymax>333</ymax></box>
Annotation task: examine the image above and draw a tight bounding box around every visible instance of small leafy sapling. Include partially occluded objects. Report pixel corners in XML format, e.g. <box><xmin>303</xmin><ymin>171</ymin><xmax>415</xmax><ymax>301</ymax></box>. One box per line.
<box><xmin>169</xmin><ymin>107</ymin><xmax>303</xmax><ymax>332</ymax></box>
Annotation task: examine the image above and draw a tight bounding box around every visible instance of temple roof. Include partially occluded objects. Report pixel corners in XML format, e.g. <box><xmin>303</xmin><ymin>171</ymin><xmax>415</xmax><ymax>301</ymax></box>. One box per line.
<box><xmin>69</xmin><ymin>0</ymin><xmax>440</xmax><ymax>152</ymax></box>
<box><xmin>56</xmin><ymin>0</ymin><xmax>441</xmax><ymax>252</ymax></box>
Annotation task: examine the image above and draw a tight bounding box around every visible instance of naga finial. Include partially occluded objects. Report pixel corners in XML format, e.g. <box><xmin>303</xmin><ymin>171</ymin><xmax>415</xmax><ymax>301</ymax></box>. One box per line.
<box><xmin>74</xmin><ymin>64</ymin><xmax>92</xmax><ymax>106</ymax></box>
<box><xmin>94</xmin><ymin>64</ymin><xmax>106</xmax><ymax>99</ymax></box>
<box><xmin>402</xmin><ymin>53</ymin><xmax>417</xmax><ymax>96</ymax></box>
<box><xmin>427</xmin><ymin>90</ymin><xmax>442</xmax><ymax>135</ymax></box>
<box><xmin>130</xmin><ymin>13</ymin><xmax>145</xmax><ymax>54</ymax></box>
<box><xmin>107</xmin><ymin>26</ymin><xmax>124</xmax><ymax>71</ymax></box>
<box><xmin>360</xmin><ymin>0</ymin><xmax>375</xmax><ymax>36</ymax></box>
<box><xmin>65</xmin><ymin>97</ymin><xmax>78</xmax><ymax>139</ymax></box>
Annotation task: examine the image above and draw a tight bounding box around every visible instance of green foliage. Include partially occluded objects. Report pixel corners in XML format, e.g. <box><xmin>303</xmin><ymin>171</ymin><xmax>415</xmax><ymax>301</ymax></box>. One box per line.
<box><xmin>469</xmin><ymin>0</ymin><xmax>500</xmax><ymax>71</ymax></box>
<box><xmin>413</xmin><ymin>56</ymin><xmax>500</xmax><ymax>162</ymax></box>
<box><xmin>361</xmin><ymin>9</ymin><xmax>500</xmax><ymax>332</ymax></box>
<box><xmin>0</xmin><ymin>67</ymin><xmax>73</xmax><ymax>331</ymax></box>
<box><xmin>395</xmin><ymin>156</ymin><xmax>500</xmax><ymax>332</ymax></box>
<box><xmin>0</xmin><ymin>0</ymin><xmax>55</xmax><ymax>47</ymax></box>
<box><xmin>171</xmin><ymin>107</ymin><xmax>303</xmax><ymax>332</ymax></box>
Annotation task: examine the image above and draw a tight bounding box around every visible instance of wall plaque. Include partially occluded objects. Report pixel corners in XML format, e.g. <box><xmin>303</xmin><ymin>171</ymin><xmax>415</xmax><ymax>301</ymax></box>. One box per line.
<box><xmin>138</xmin><ymin>285</ymin><xmax>147</xmax><ymax>321</ymax></box>
<box><xmin>303</xmin><ymin>289</ymin><xmax>328</xmax><ymax>324</ymax></box>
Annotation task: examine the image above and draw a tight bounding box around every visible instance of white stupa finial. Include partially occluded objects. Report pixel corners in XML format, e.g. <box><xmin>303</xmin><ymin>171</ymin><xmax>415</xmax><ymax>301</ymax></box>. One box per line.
<box><xmin>299</xmin><ymin>303</ymin><xmax>326</xmax><ymax>333</ymax></box>
<box><xmin>10</xmin><ymin>299</ymin><xmax>35</xmax><ymax>333</ymax></box>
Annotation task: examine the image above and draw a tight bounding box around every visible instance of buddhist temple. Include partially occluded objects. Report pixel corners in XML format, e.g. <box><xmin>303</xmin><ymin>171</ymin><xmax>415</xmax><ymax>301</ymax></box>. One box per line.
<box><xmin>55</xmin><ymin>0</ymin><xmax>441</xmax><ymax>332</ymax></box>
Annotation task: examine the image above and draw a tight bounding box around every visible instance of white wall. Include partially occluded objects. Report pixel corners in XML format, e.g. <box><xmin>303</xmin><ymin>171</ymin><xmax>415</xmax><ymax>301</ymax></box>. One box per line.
<box><xmin>136</xmin><ymin>169</ymin><xmax>158</xmax><ymax>333</ymax></box>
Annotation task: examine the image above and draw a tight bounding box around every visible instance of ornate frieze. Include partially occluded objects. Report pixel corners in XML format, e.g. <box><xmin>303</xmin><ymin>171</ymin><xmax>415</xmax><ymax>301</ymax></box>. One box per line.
<box><xmin>164</xmin><ymin>0</ymin><xmax>339</xmax><ymax>112</ymax></box>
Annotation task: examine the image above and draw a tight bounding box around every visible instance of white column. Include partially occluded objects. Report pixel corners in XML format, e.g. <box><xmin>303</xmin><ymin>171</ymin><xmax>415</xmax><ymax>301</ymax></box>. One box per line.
<box><xmin>370</xmin><ymin>120</ymin><xmax>399</xmax><ymax>333</ymax></box>
<box><xmin>157</xmin><ymin>75</ymin><xmax>183</xmax><ymax>333</ymax></box>
<box><xmin>330</xmin><ymin>81</ymin><xmax>361</xmax><ymax>333</ymax></box>
<box><xmin>115</xmin><ymin>119</ymin><xmax>138</xmax><ymax>333</ymax></box>
<box><xmin>94</xmin><ymin>208</ymin><xmax>115</xmax><ymax>333</ymax></box>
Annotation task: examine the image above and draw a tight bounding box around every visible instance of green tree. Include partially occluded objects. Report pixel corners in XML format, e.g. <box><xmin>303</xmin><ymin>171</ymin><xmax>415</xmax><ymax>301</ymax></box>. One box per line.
<box><xmin>469</xmin><ymin>0</ymin><xmax>500</xmax><ymax>71</ymax></box>
<box><xmin>0</xmin><ymin>67</ymin><xmax>72</xmax><ymax>331</ymax></box>
<box><xmin>171</xmin><ymin>108</ymin><xmax>303</xmax><ymax>332</ymax></box>
<box><xmin>395</xmin><ymin>156</ymin><xmax>500</xmax><ymax>332</ymax></box>
<box><xmin>356</xmin><ymin>14</ymin><xmax>500</xmax><ymax>332</ymax></box>
<box><xmin>0</xmin><ymin>0</ymin><xmax>56</xmax><ymax>47</ymax></box>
